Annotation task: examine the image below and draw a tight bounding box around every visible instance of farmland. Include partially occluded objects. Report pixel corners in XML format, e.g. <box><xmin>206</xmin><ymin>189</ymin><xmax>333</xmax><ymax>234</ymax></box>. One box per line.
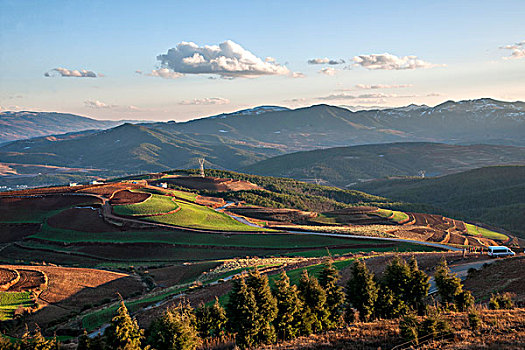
<box><xmin>465</xmin><ymin>223</ymin><xmax>508</xmax><ymax>241</ymax></box>
<box><xmin>112</xmin><ymin>192</ymin><xmax>179</xmax><ymax>216</ymax></box>
<box><xmin>0</xmin><ymin>291</ymin><xmax>36</xmax><ymax>321</ymax></box>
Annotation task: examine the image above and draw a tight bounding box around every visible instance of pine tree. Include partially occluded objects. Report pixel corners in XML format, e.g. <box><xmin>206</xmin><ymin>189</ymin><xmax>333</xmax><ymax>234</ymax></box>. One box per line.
<box><xmin>226</xmin><ymin>277</ymin><xmax>259</xmax><ymax>349</ymax></box>
<box><xmin>407</xmin><ymin>256</ymin><xmax>430</xmax><ymax>314</ymax></box>
<box><xmin>379</xmin><ymin>256</ymin><xmax>414</xmax><ymax>317</ymax></box>
<box><xmin>319</xmin><ymin>260</ymin><xmax>345</xmax><ymax>328</ymax></box>
<box><xmin>346</xmin><ymin>259</ymin><xmax>378</xmax><ymax>321</ymax></box>
<box><xmin>297</xmin><ymin>270</ymin><xmax>328</xmax><ymax>335</ymax></box>
<box><xmin>272</xmin><ymin>271</ymin><xmax>302</xmax><ymax>340</ymax></box>
<box><xmin>104</xmin><ymin>301</ymin><xmax>145</xmax><ymax>350</ymax></box>
<box><xmin>147</xmin><ymin>302</ymin><xmax>199</xmax><ymax>350</ymax></box>
<box><xmin>434</xmin><ymin>258</ymin><xmax>463</xmax><ymax>306</ymax></box>
<box><xmin>246</xmin><ymin>268</ymin><xmax>278</xmax><ymax>344</ymax></box>
<box><xmin>195</xmin><ymin>298</ymin><xmax>227</xmax><ymax>338</ymax></box>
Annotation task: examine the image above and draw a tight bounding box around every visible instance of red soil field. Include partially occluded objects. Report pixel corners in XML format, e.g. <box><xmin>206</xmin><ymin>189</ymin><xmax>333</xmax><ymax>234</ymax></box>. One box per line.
<box><xmin>154</xmin><ymin>176</ymin><xmax>259</xmax><ymax>192</ymax></box>
<box><xmin>0</xmin><ymin>185</ymin><xmax>90</xmax><ymax>197</ymax></box>
<box><xmin>195</xmin><ymin>195</ymin><xmax>226</xmax><ymax>208</ymax></box>
<box><xmin>8</xmin><ymin>269</ymin><xmax>46</xmax><ymax>292</ymax></box>
<box><xmin>47</xmin><ymin>207</ymin><xmax>123</xmax><ymax>233</ymax></box>
<box><xmin>0</xmin><ymin>195</ymin><xmax>102</xmax><ymax>221</ymax></box>
<box><xmin>0</xmin><ymin>267</ymin><xmax>19</xmax><ymax>290</ymax></box>
<box><xmin>229</xmin><ymin>206</ymin><xmax>317</xmax><ymax>224</ymax></box>
<box><xmin>77</xmin><ymin>183</ymin><xmax>143</xmax><ymax>197</ymax></box>
<box><xmin>109</xmin><ymin>189</ymin><xmax>150</xmax><ymax>205</ymax></box>
<box><xmin>0</xmin><ymin>223</ymin><xmax>40</xmax><ymax>243</ymax></box>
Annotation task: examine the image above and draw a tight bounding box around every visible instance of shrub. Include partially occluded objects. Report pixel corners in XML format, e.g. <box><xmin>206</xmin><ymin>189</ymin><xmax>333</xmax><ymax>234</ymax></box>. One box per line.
<box><xmin>468</xmin><ymin>310</ymin><xmax>482</xmax><ymax>331</ymax></box>
<box><xmin>399</xmin><ymin>313</ymin><xmax>419</xmax><ymax>345</ymax></box>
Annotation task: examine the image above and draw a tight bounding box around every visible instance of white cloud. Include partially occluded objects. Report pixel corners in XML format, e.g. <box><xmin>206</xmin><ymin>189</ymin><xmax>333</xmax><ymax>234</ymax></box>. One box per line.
<box><xmin>147</xmin><ymin>68</ymin><xmax>184</xmax><ymax>79</ymax></box>
<box><xmin>308</xmin><ymin>58</ymin><xmax>345</xmax><ymax>65</ymax></box>
<box><xmin>155</xmin><ymin>40</ymin><xmax>290</xmax><ymax>78</ymax></box>
<box><xmin>317</xmin><ymin>92</ymin><xmax>439</xmax><ymax>101</ymax></box>
<box><xmin>319</xmin><ymin>67</ymin><xmax>337</xmax><ymax>76</ymax></box>
<box><xmin>179</xmin><ymin>97</ymin><xmax>230</xmax><ymax>105</ymax></box>
<box><xmin>84</xmin><ymin>100</ymin><xmax>116</xmax><ymax>109</ymax></box>
<box><xmin>352</xmin><ymin>53</ymin><xmax>444</xmax><ymax>70</ymax></box>
<box><xmin>45</xmin><ymin>67</ymin><xmax>99</xmax><ymax>78</ymax></box>
<box><xmin>290</xmin><ymin>72</ymin><xmax>306</xmax><ymax>78</ymax></box>
<box><xmin>500</xmin><ymin>40</ymin><xmax>525</xmax><ymax>60</ymax></box>
<box><xmin>354</xmin><ymin>84</ymin><xmax>413</xmax><ymax>90</ymax></box>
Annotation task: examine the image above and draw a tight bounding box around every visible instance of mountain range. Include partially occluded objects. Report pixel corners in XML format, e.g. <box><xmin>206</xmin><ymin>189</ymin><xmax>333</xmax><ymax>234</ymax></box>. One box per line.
<box><xmin>1</xmin><ymin>98</ymin><xmax>524</xmax><ymax>187</ymax></box>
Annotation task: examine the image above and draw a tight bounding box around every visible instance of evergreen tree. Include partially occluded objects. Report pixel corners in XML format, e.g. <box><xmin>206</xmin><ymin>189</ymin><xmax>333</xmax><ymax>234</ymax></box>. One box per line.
<box><xmin>104</xmin><ymin>301</ymin><xmax>145</xmax><ymax>350</ymax></box>
<box><xmin>434</xmin><ymin>258</ymin><xmax>463</xmax><ymax>306</ymax></box>
<box><xmin>455</xmin><ymin>290</ymin><xmax>475</xmax><ymax>312</ymax></box>
<box><xmin>376</xmin><ymin>285</ymin><xmax>409</xmax><ymax>319</ymax></box>
<box><xmin>246</xmin><ymin>268</ymin><xmax>278</xmax><ymax>345</ymax></box>
<box><xmin>346</xmin><ymin>259</ymin><xmax>378</xmax><ymax>321</ymax></box>
<box><xmin>226</xmin><ymin>277</ymin><xmax>259</xmax><ymax>349</ymax></box>
<box><xmin>379</xmin><ymin>256</ymin><xmax>415</xmax><ymax>317</ymax></box>
<box><xmin>147</xmin><ymin>302</ymin><xmax>199</xmax><ymax>350</ymax></box>
<box><xmin>195</xmin><ymin>298</ymin><xmax>227</xmax><ymax>338</ymax></box>
<box><xmin>319</xmin><ymin>260</ymin><xmax>345</xmax><ymax>328</ymax></box>
<box><xmin>297</xmin><ymin>270</ymin><xmax>328</xmax><ymax>334</ymax></box>
<box><xmin>407</xmin><ymin>256</ymin><xmax>430</xmax><ymax>314</ymax></box>
<box><xmin>272</xmin><ymin>271</ymin><xmax>302</xmax><ymax>340</ymax></box>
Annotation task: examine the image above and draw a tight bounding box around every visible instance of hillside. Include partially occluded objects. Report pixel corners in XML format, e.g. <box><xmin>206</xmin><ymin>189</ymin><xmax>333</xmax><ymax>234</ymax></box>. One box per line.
<box><xmin>242</xmin><ymin>143</ymin><xmax>525</xmax><ymax>187</ymax></box>
<box><xmin>0</xmin><ymin>111</ymin><xmax>147</xmax><ymax>144</ymax></box>
<box><xmin>355</xmin><ymin>166</ymin><xmax>525</xmax><ymax>237</ymax></box>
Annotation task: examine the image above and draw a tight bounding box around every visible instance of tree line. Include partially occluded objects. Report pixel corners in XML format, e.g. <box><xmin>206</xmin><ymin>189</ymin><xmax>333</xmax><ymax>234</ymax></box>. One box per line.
<box><xmin>1</xmin><ymin>256</ymin><xmax>490</xmax><ymax>350</ymax></box>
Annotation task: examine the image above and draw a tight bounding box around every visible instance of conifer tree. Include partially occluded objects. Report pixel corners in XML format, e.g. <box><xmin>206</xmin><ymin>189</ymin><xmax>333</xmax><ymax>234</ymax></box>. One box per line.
<box><xmin>226</xmin><ymin>277</ymin><xmax>259</xmax><ymax>349</ymax></box>
<box><xmin>297</xmin><ymin>270</ymin><xmax>328</xmax><ymax>334</ymax></box>
<box><xmin>104</xmin><ymin>301</ymin><xmax>145</xmax><ymax>350</ymax></box>
<box><xmin>147</xmin><ymin>302</ymin><xmax>199</xmax><ymax>350</ymax></box>
<box><xmin>272</xmin><ymin>271</ymin><xmax>302</xmax><ymax>340</ymax></box>
<box><xmin>379</xmin><ymin>256</ymin><xmax>414</xmax><ymax>317</ymax></box>
<box><xmin>346</xmin><ymin>259</ymin><xmax>378</xmax><ymax>321</ymax></box>
<box><xmin>407</xmin><ymin>256</ymin><xmax>430</xmax><ymax>314</ymax></box>
<box><xmin>246</xmin><ymin>268</ymin><xmax>278</xmax><ymax>344</ymax></box>
<box><xmin>434</xmin><ymin>258</ymin><xmax>463</xmax><ymax>306</ymax></box>
<box><xmin>195</xmin><ymin>297</ymin><xmax>227</xmax><ymax>338</ymax></box>
<box><xmin>319</xmin><ymin>260</ymin><xmax>345</xmax><ymax>328</ymax></box>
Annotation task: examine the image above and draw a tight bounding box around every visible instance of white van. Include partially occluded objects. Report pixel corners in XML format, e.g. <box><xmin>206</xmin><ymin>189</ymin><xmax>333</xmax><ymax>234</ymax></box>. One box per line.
<box><xmin>487</xmin><ymin>246</ymin><xmax>515</xmax><ymax>258</ymax></box>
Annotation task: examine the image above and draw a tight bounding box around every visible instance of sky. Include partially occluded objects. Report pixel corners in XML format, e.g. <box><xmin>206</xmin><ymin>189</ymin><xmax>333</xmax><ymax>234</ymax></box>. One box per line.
<box><xmin>0</xmin><ymin>0</ymin><xmax>524</xmax><ymax>121</ymax></box>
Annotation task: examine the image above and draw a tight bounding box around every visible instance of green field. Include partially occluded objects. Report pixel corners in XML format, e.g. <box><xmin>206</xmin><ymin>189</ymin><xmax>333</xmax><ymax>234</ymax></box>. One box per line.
<box><xmin>143</xmin><ymin>200</ymin><xmax>265</xmax><ymax>231</ymax></box>
<box><xmin>140</xmin><ymin>187</ymin><xmax>198</xmax><ymax>202</ymax></box>
<box><xmin>0</xmin><ymin>291</ymin><xmax>36</xmax><ymax>321</ymax></box>
<box><xmin>375</xmin><ymin>208</ymin><xmax>410</xmax><ymax>223</ymax></box>
<box><xmin>112</xmin><ymin>193</ymin><xmax>179</xmax><ymax>216</ymax></box>
<box><xmin>465</xmin><ymin>223</ymin><xmax>508</xmax><ymax>241</ymax></box>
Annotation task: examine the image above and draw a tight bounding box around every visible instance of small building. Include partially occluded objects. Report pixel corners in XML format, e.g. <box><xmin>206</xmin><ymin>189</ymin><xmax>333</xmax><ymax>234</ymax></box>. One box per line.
<box><xmin>90</xmin><ymin>180</ymin><xmax>104</xmax><ymax>185</ymax></box>
<box><xmin>160</xmin><ymin>182</ymin><xmax>168</xmax><ymax>189</ymax></box>
<box><xmin>69</xmin><ymin>182</ymin><xmax>78</xmax><ymax>187</ymax></box>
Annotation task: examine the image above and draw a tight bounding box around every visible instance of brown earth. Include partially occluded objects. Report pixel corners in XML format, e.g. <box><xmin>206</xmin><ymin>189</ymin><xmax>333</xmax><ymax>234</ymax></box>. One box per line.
<box><xmin>257</xmin><ymin>309</ymin><xmax>525</xmax><ymax>350</ymax></box>
<box><xmin>152</xmin><ymin>176</ymin><xmax>259</xmax><ymax>192</ymax></box>
<box><xmin>195</xmin><ymin>195</ymin><xmax>226</xmax><ymax>208</ymax></box>
<box><xmin>146</xmin><ymin>261</ymin><xmax>222</xmax><ymax>288</ymax></box>
<box><xmin>47</xmin><ymin>207</ymin><xmax>123</xmax><ymax>233</ymax></box>
<box><xmin>77</xmin><ymin>183</ymin><xmax>143</xmax><ymax>197</ymax></box>
<box><xmin>109</xmin><ymin>190</ymin><xmax>150</xmax><ymax>205</ymax></box>
<box><xmin>326</xmin><ymin>206</ymin><xmax>395</xmax><ymax>225</ymax></box>
<box><xmin>463</xmin><ymin>256</ymin><xmax>525</xmax><ymax>305</ymax></box>
<box><xmin>0</xmin><ymin>185</ymin><xmax>89</xmax><ymax>196</ymax></box>
<box><xmin>229</xmin><ymin>206</ymin><xmax>317</xmax><ymax>224</ymax></box>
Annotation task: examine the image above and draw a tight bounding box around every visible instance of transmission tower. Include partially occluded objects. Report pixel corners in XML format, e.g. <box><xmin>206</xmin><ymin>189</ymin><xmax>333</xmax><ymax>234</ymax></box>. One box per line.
<box><xmin>198</xmin><ymin>158</ymin><xmax>205</xmax><ymax>177</ymax></box>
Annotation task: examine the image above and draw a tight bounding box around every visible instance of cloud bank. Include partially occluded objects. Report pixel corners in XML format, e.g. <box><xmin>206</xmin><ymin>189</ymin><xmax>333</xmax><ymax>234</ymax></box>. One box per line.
<box><xmin>500</xmin><ymin>40</ymin><xmax>525</xmax><ymax>60</ymax></box>
<box><xmin>179</xmin><ymin>97</ymin><xmax>230</xmax><ymax>105</ymax></box>
<box><xmin>155</xmin><ymin>40</ymin><xmax>291</xmax><ymax>78</ymax></box>
<box><xmin>84</xmin><ymin>100</ymin><xmax>115</xmax><ymax>109</ymax></box>
<box><xmin>319</xmin><ymin>67</ymin><xmax>337</xmax><ymax>76</ymax></box>
<box><xmin>352</xmin><ymin>53</ymin><xmax>444</xmax><ymax>70</ymax></box>
<box><xmin>147</xmin><ymin>68</ymin><xmax>184</xmax><ymax>79</ymax></box>
<box><xmin>308</xmin><ymin>58</ymin><xmax>345</xmax><ymax>65</ymax></box>
<box><xmin>354</xmin><ymin>84</ymin><xmax>413</xmax><ymax>90</ymax></box>
<box><xmin>45</xmin><ymin>67</ymin><xmax>99</xmax><ymax>78</ymax></box>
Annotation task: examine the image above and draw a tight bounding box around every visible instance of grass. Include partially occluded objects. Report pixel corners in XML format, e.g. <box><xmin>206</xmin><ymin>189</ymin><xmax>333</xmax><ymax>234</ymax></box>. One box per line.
<box><xmin>143</xmin><ymin>199</ymin><xmax>267</xmax><ymax>231</ymax></box>
<box><xmin>112</xmin><ymin>193</ymin><xmax>179</xmax><ymax>216</ymax></box>
<box><xmin>465</xmin><ymin>223</ymin><xmax>508</xmax><ymax>241</ymax></box>
<box><xmin>375</xmin><ymin>208</ymin><xmax>410</xmax><ymax>223</ymax></box>
<box><xmin>140</xmin><ymin>187</ymin><xmax>198</xmax><ymax>202</ymax></box>
<box><xmin>0</xmin><ymin>291</ymin><xmax>36</xmax><ymax>321</ymax></box>
<box><xmin>283</xmin><ymin>243</ymin><xmax>439</xmax><ymax>257</ymax></box>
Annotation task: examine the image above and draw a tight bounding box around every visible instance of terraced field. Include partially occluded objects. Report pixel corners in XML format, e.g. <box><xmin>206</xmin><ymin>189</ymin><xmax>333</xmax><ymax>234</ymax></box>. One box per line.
<box><xmin>0</xmin><ymin>291</ymin><xmax>36</xmax><ymax>321</ymax></box>
<box><xmin>374</xmin><ymin>208</ymin><xmax>410</xmax><ymax>224</ymax></box>
<box><xmin>465</xmin><ymin>223</ymin><xmax>508</xmax><ymax>241</ymax></box>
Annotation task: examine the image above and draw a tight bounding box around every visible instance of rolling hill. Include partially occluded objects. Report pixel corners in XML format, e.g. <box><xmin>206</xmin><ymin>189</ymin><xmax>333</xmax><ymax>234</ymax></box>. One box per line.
<box><xmin>242</xmin><ymin>143</ymin><xmax>525</xmax><ymax>187</ymax></box>
<box><xmin>355</xmin><ymin>166</ymin><xmax>525</xmax><ymax>237</ymax></box>
<box><xmin>0</xmin><ymin>111</ymin><xmax>147</xmax><ymax>144</ymax></box>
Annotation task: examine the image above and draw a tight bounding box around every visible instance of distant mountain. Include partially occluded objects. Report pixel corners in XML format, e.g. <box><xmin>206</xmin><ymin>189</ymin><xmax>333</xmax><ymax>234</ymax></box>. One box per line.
<box><xmin>355</xmin><ymin>166</ymin><xmax>525</xmax><ymax>238</ymax></box>
<box><xmin>0</xmin><ymin>111</ymin><xmax>147</xmax><ymax>143</ymax></box>
<box><xmin>1</xmin><ymin>98</ymin><xmax>525</xmax><ymax>188</ymax></box>
<box><xmin>242</xmin><ymin>143</ymin><xmax>525</xmax><ymax>187</ymax></box>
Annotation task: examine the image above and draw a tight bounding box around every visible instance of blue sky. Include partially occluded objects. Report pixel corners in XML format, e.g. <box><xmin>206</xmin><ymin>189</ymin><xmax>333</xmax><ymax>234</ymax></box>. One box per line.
<box><xmin>1</xmin><ymin>0</ymin><xmax>524</xmax><ymax>120</ymax></box>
